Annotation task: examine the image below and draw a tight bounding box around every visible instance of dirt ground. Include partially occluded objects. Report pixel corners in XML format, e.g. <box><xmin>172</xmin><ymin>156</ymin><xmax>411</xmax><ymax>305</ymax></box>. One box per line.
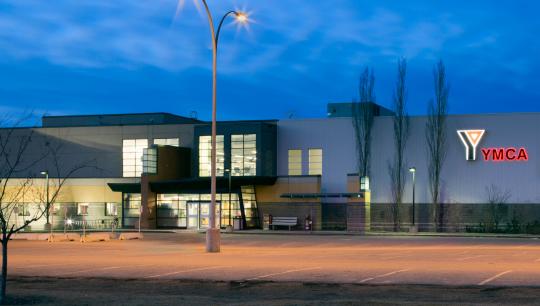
<box><xmin>7</xmin><ymin>233</ymin><xmax>540</xmax><ymax>304</ymax></box>
<box><xmin>5</xmin><ymin>276</ymin><xmax>540</xmax><ymax>305</ymax></box>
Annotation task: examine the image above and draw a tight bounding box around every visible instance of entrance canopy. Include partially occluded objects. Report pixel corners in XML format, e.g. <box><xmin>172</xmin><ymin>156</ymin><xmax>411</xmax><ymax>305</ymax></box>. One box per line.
<box><xmin>108</xmin><ymin>176</ymin><xmax>277</xmax><ymax>194</ymax></box>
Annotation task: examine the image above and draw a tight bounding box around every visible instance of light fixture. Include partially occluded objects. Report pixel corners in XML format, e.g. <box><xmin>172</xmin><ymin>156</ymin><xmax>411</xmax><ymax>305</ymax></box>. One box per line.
<box><xmin>235</xmin><ymin>12</ymin><xmax>249</xmax><ymax>24</ymax></box>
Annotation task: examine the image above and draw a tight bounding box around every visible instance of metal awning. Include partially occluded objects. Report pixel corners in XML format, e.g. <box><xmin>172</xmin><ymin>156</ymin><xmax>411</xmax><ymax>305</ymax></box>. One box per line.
<box><xmin>150</xmin><ymin>176</ymin><xmax>277</xmax><ymax>194</ymax></box>
<box><xmin>108</xmin><ymin>183</ymin><xmax>141</xmax><ymax>193</ymax></box>
<box><xmin>280</xmin><ymin>192</ymin><xmax>364</xmax><ymax>199</ymax></box>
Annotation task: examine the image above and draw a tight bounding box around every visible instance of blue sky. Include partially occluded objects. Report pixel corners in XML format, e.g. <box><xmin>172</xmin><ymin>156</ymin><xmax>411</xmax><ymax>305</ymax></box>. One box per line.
<box><xmin>0</xmin><ymin>0</ymin><xmax>539</xmax><ymax>121</ymax></box>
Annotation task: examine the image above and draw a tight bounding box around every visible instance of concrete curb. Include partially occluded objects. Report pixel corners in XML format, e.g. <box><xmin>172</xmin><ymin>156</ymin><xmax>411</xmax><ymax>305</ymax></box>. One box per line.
<box><xmin>223</xmin><ymin>230</ymin><xmax>540</xmax><ymax>239</ymax></box>
<box><xmin>11</xmin><ymin>233</ymin><xmax>50</xmax><ymax>241</ymax></box>
<box><xmin>80</xmin><ymin>233</ymin><xmax>114</xmax><ymax>243</ymax></box>
<box><xmin>119</xmin><ymin>232</ymin><xmax>144</xmax><ymax>240</ymax></box>
<box><xmin>48</xmin><ymin>233</ymin><xmax>79</xmax><ymax>242</ymax></box>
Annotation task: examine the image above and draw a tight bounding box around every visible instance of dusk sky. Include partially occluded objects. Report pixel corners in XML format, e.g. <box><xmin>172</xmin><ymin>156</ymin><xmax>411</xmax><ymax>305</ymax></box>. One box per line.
<box><xmin>0</xmin><ymin>0</ymin><xmax>539</xmax><ymax>121</ymax></box>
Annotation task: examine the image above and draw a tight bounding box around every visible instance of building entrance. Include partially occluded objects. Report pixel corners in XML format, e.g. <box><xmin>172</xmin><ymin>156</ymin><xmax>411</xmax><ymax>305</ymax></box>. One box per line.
<box><xmin>187</xmin><ymin>201</ymin><xmax>221</xmax><ymax>230</ymax></box>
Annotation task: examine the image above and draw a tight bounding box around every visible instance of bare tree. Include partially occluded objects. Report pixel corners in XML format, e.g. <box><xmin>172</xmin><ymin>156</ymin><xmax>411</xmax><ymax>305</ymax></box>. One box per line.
<box><xmin>388</xmin><ymin>58</ymin><xmax>409</xmax><ymax>232</ymax></box>
<box><xmin>352</xmin><ymin>67</ymin><xmax>376</xmax><ymax>179</ymax></box>
<box><xmin>426</xmin><ymin>60</ymin><xmax>449</xmax><ymax>232</ymax></box>
<box><xmin>0</xmin><ymin>119</ymin><xmax>93</xmax><ymax>303</ymax></box>
<box><xmin>485</xmin><ymin>184</ymin><xmax>511</xmax><ymax>232</ymax></box>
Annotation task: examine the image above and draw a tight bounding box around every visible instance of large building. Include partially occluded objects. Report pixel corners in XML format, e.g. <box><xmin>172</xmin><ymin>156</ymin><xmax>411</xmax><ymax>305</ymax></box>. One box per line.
<box><xmin>5</xmin><ymin>103</ymin><xmax>540</xmax><ymax>232</ymax></box>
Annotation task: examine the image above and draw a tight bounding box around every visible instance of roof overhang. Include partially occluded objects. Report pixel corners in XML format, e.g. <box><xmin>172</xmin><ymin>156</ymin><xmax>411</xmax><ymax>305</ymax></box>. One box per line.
<box><xmin>108</xmin><ymin>183</ymin><xmax>141</xmax><ymax>193</ymax></box>
<box><xmin>280</xmin><ymin>192</ymin><xmax>364</xmax><ymax>199</ymax></box>
<box><xmin>150</xmin><ymin>176</ymin><xmax>277</xmax><ymax>194</ymax></box>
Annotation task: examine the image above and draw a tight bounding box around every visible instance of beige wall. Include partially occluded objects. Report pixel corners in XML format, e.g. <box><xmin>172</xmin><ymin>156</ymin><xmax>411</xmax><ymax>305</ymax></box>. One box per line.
<box><xmin>3</xmin><ymin>178</ymin><xmax>131</xmax><ymax>203</ymax></box>
<box><xmin>256</xmin><ymin>176</ymin><xmax>321</xmax><ymax>203</ymax></box>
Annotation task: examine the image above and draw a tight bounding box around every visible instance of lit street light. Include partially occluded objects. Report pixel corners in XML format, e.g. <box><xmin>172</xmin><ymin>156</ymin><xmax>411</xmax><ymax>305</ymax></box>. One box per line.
<box><xmin>199</xmin><ymin>0</ymin><xmax>249</xmax><ymax>253</ymax></box>
<box><xmin>224</xmin><ymin>169</ymin><xmax>232</xmax><ymax>227</ymax></box>
<box><xmin>408</xmin><ymin>167</ymin><xmax>417</xmax><ymax>232</ymax></box>
<box><xmin>40</xmin><ymin>171</ymin><xmax>51</xmax><ymax>235</ymax></box>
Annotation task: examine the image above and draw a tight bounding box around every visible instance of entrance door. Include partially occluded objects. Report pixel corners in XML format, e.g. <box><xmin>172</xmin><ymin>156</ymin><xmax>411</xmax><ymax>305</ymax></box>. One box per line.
<box><xmin>187</xmin><ymin>201</ymin><xmax>221</xmax><ymax>230</ymax></box>
<box><xmin>187</xmin><ymin>202</ymin><xmax>199</xmax><ymax>229</ymax></box>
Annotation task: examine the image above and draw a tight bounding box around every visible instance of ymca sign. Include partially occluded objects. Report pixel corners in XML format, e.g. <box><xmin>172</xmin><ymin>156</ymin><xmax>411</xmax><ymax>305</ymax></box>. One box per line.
<box><xmin>457</xmin><ymin>129</ymin><xmax>529</xmax><ymax>162</ymax></box>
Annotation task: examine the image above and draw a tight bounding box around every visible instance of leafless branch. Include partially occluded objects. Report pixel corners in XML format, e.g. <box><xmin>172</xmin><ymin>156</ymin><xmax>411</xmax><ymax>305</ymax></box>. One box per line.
<box><xmin>426</xmin><ymin>60</ymin><xmax>449</xmax><ymax>232</ymax></box>
<box><xmin>388</xmin><ymin>58</ymin><xmax>410</xmax><ymax>231</ymax></box>
<box><xmin>352</xmin><ymin>67</ymin><xmax>376</xmax><ymax>179</ymax></box>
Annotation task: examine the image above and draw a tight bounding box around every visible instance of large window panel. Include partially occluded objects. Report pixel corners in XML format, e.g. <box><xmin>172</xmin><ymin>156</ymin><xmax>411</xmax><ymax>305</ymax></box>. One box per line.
<box><xmin>288</xmin><ymin>149</ymin><xmax>302</xmax><ymax>175</ymax></box>
<box><xmin>154</xmin><ymin>138</ymin><xmax>179</xmax><ymax>147</ymax></box>
<box><xmin>199</xmin><ymin>135</ymin><xmax>224</xmax><ymax>177</ymax></box>
<box><xmin>123</xmin><ymin>139</ymin><xmax>148</xmax><ymax>177</ymax></box>
<box><xmin>231</xmin><ymin>134</ymin><xmax>257</xmax><ymax>176</ymax></box>
<box><xmin>308</xmin><ymin>148</ymin><xmax>323</xmax><ymax>175</ymax></box>
<box><xmin>142</xmin><ymin>147</ymin><xmax>158</xmax><ymax>174</ymax></box>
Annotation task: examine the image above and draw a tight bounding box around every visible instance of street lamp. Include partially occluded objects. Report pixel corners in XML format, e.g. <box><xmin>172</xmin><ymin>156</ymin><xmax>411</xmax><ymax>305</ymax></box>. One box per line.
<box><xmin>200</xmin><ymin>0</ymin><xmax>249</xmax><ymax>253</ymax></box>
<box><xmin>224</xmin><ymin>169</ymin><xmax>232</xmax><ymax>227</ymax></box>
<box><xmin>40</xmin><ymin>171</ymin><xmax>51</xmax><ymax>235</ymax></box>
<box><xmin>408</xmin><ymin>167</ymin><xmax>416</xmax><ymax>231</ymax></box>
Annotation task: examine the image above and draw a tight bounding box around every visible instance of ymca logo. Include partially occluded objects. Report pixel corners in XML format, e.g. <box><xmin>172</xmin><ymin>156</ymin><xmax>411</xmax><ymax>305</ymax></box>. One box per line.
<box><xmin>457</xmin><ymin>130</ymin><xmax>485</xmax><ymax>161</ymax></box>
<box><xmin>457</xmin><ymin>129</ymin><xmax>529</xmax><ymax>162</ymax></box>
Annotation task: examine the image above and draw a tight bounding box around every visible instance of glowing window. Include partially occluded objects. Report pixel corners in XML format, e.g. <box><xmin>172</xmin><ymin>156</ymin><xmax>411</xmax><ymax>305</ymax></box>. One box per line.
<box><xmin>288</xmin><ymin>150</ymin><xmax>302</xmax><ymax>175</ymax></box>
<box><xmin>105</xmin><ymin>203</ymin><xmax>118</xmax><ymax>216</ymax></box>
<box><xmin>308</xmin><ymin>149</ymin><xmax>323</xmax><ymax>175</ymax></box>
<box><xmin>199</xmin><ymin>135</ymin><xmax>224</xmax><ymax>177</ymax></box>
<box><xmin>123</xmin><ymin>139</ymin><xmax>148</xmax><ymax>177</ymax></box>
<box><xmin>77</xmin><ymin>203</ymin><xmax>89</xmax><ymax>216</ymax></box>
<box><xmin>231</xmin><ymin>134</ymin><xmax>257</xmax><ymax>176</ymax></box>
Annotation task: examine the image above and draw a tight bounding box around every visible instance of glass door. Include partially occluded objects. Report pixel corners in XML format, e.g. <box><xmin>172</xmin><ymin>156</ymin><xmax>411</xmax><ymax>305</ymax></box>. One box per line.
<box><xmin>187</xmin><ymin>202</ymin><xmax>199</xmax><ymax>229</ymax></box>
<box><xmin>187</xmin><ymin>201</ymin><xmax>221</xmax><ymax>230</ymax></box>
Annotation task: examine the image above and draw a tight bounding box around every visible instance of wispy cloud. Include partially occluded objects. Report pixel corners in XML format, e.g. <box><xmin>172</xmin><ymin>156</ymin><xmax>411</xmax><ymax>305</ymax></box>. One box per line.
<box><xmin>0</xmin><ymin>0</ymin><xmax>539</xmax><ymax>118</ymax></box>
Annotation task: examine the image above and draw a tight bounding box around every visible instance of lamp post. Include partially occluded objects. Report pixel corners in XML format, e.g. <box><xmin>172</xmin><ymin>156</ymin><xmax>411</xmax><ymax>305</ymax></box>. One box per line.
<box><xmin>40</xmin><ymin>171</ymin><xmax>50</xmax><ymax>234</ymax></box>
<box><xmin>224</xmin><ymin>169</ymin><xmax>232</xmax><ymax>227</ymax></box>
<box><xmin>408</xmin><ymin>167</ymin><xmax>416</xmax><ymax>232</ymax></box>
<box><xmin>200</xmin><ymin>0</ymin><xmax>249</xmax><ymax>253</ymax></box>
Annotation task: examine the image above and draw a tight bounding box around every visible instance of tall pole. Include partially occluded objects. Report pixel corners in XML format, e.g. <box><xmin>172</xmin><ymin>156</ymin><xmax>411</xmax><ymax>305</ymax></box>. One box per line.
<box><xmin>46</xmin><ymin>173</ymin><xmax>50</xmax><ymax>234</ymax></box>
<box><xmin>139</xmin><ymin>204</ymin><xmax>142</xmax><ymax>233</ymax></box>
<box><xmin>201</xmin><ymin>0</ymin><xmax>219</xmax><ymax>253</ymax></box>
<box><xmin>228</xmin><ymin>170</ymin><xmax>232</xmax><ymax>226</ymax></box>
<box><xmin>412</xmin><ymin>171</ymin><xmax>416</xmax><ymax>226</ymax></box>
<box><xmin>200</xmin><ymin>0</ymin><xmax>247</xmax><ymax>253</ymax></box>
<box><xmin>408</xmin><ymin>167</ymin><xmax>416</xmax><ymax>230</ymax></box>
<box><xmin>41</xmin><ymin>171</ymin><xmax>51</xmax><ymax>234</ymax></box>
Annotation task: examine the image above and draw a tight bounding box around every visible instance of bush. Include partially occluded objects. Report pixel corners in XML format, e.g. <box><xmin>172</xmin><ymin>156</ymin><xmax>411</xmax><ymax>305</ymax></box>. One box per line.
<box><xmin>525</xmin><ymin>221</ymin><xmax>540</xmax><ymax>235</ymax></box>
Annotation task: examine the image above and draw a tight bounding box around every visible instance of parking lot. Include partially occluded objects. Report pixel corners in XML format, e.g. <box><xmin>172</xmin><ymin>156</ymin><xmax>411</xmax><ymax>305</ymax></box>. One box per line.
<box><xmin>9</xmin><ymin>232</ymin><xmax>540</xmax><ymax>287</ymax></box>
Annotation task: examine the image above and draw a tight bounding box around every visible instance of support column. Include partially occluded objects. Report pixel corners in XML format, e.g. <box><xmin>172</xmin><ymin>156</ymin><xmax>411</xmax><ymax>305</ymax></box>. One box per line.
<box><xmin>140</xmin><ymin>175</ymin><xmax>156</xmax><ymax>229</ymax></box>
<box><xmin>347</xmin><ymin>174</ymin><xmax>371</xmax><ymax>233</ymax></box>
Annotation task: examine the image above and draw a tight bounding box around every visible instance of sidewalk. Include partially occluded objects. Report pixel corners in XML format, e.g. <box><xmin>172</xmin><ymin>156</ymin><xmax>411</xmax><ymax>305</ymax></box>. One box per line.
<box><xmin>224</xmin><ymin>229</ymin><xmax>540</xmax><ymax>239</ymax></box>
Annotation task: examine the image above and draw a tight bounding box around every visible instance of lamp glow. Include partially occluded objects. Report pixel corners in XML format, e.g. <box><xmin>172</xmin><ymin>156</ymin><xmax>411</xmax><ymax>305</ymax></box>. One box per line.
<box><xmin>235</xmin><ymin>12</ymin><xmax>248</xmax><ymax>24</ymax></box>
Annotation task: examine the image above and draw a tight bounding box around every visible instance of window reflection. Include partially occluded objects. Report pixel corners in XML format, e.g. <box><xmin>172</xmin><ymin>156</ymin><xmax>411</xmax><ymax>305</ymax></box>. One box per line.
<box><xmin>231</xmin><ymin>134</ymin><xmax>257</xmax><ymax>176</ymax></box>
<box><xmin>199</xmin><ymin>136</ymin><xmax>225</xmax><ymax>177</ymax></box>
<box><xmin>123</xmin><ymin>139</ymin><xmax>148</xmax><ymax>177</ymax></box>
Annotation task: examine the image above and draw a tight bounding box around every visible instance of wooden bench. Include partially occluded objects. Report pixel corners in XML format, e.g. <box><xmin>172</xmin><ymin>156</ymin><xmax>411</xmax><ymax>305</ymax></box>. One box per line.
<box><xmin>270</xmin><ymin>217</ymin><xmax>298</xmax><ymax>230</ymax></box>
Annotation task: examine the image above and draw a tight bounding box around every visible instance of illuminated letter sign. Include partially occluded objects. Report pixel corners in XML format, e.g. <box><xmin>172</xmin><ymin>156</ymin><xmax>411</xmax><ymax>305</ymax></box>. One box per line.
<box><xmin>457</xmin><ymin>130</ymin><xmax>485</xmax><ymax>161</ymax></box>
<box><xmin>481</xmin><ymin>147</ymin><xmax>529</xmax><ymax>162</ymax></box>
<box><xmin>458</xmin><ymin>129</ymin><xmax>529</xmax><ymax>162</ymax></box>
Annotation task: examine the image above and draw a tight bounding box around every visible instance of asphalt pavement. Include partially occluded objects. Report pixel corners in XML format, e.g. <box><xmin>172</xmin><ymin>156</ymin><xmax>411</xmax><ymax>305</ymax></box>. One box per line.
<box><xmin>8</xmin><ymin>232</ymin><xmax>540</xmax><ymax>287</ymax></box>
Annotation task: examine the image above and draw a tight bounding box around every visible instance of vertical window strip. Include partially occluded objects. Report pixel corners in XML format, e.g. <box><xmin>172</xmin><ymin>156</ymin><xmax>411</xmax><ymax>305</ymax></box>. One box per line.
<box><xmin>123</xmin><ymin>139</ymin><xmax>148</xmax><ymax>177</ymax></box>
<box><xmin>288</xmin><ymin>149</ymin><xmax>302</xmax><ymax>175</ymax></box>
<box><xmin>231</xmin><ymin>134</ymin><xmax>257</xmax><ymax>176</ymax></box>
<box><xmin>308</xmin><ymin>149</ymin><xmax>323</xmax><ymax>175</ymax></box>
<box><xmin>199</xmin><ymin>135</ymin><xmax>224</xmax><ymax>177</ymax></box>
